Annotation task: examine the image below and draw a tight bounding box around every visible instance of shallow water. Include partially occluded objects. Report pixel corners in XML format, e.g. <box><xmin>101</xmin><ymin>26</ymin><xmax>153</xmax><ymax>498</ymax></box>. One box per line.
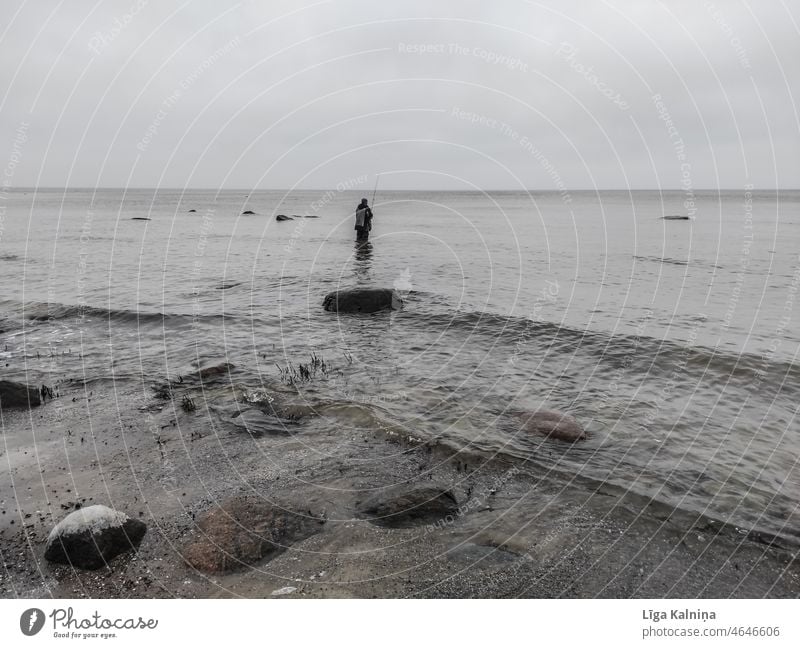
<box><xmin>1</xmin><ymin>187</ymin><xmax>799</xmax><ymax>542</ymax></box>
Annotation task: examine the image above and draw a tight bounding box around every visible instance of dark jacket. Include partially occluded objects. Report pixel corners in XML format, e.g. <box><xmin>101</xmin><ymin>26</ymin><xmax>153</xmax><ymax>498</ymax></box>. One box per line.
<box><xmin>355</xmin><ymin>205</ymin><xmax>373</xmax><ymax>230</ymax></box>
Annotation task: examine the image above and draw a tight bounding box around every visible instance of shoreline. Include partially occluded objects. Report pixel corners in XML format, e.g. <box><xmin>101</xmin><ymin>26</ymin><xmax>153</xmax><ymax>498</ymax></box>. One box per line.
<box><xmin>1</xmin><ymin>371</ymin><xmax>798</xmax><ymax>598</ymax></box>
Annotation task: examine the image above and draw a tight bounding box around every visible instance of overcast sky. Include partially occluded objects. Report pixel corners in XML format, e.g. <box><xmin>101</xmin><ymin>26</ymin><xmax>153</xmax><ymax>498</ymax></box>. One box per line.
<box><xmin>1</xmin><ymin>0</ymin><xmax>797</xmax><ymax>190</ymax></box>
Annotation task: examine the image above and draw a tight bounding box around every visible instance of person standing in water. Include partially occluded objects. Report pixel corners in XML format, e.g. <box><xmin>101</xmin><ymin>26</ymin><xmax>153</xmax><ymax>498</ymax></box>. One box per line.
<box><xmin>354</xmin><ymin>198</ymin><xmax>373</xmax><ymax>242</ymax></box>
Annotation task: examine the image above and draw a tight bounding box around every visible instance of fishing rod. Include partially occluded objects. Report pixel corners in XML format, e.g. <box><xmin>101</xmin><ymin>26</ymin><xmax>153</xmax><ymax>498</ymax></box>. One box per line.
<box><xmin>371</xmin><ymin>174</ymin><xmax>380</xmax><ymax>206</ymax></box>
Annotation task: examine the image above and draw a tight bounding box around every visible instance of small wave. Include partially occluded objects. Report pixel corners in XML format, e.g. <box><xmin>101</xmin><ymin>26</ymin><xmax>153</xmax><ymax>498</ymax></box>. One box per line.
<box><xmin>633</xmin><ymin>255</ymin><xmax>722</xmax><ymax>270</ymax></box>
<box><xmin>16</xmin><ymin>301</ymin><xmax>226</xmax><ymax>326</ymax></box>
<box><xmin>402</xmin><ymin>307</ymin><xmax>800</xmax><ymax>391</ymax></box>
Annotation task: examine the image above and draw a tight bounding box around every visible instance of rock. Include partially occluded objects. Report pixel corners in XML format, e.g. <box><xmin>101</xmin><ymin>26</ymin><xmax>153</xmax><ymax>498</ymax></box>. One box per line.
<box><xmin>522</xmin><ymin>410</ymin><xmax>586</xmax><ymax>442</ymax></box>
<box><xmin>357</xmin><ymin>483</ymin><xmax>458</xmax><ymax>528</ymax></box>
<box><xmin>662</xmin><ymin>215</ymin><xmax>690</xmax><ymax>220</ymax></box>
<box><xmin>302</xmin><ymin>214</ymin><xmax>320</xmax><ymax>218</ymax></box>
<box><xmin>275</xmin><ymin>214</ymin><xmax>293</xmax><ymax>221</ymax></box>
<box><xmin>182</xmin><ymin>496</ymin><xmax>324</xmax><ymax>574</ymax></box>
<box><xmin>323</xmin><ymin>288</ymin><xmax>401</xmax><ymax>313</ymax></box>
<box><xmin>215</xmin><ymin>281</ymin><xmax>241</xmax><ymax>290</ymax></box>
<box><xmin>271</xmin><ymin>586</ymin><xmax>297</xmax><ymax>596</ymax></box>
<box><xmin>188</xmin><ymin>209</ymin><xmax>197</xmax><ymax>213</ymax></box>
<box><xmin>242</xmin><ymin>210</ymin><xmax>256</xmax><ymax>215</ymax></box>
<box><xmin>197</xmin><ymin>362</ymin><xmax>235</xmax><ymax>381</ymax></box>
<box><xmin>130</xmin><ymin>217</ymin><xmax>151</xmax><ymax>221</ymax></box>
<box><xmin>44</xmin><ymin>505</ymin><xmax>146</xmax><ymax>569</ymax></box>
<box><xmin>0</xmin><ymin>380</ymin><xmax>41</xmax><ymax>408</ymax></box>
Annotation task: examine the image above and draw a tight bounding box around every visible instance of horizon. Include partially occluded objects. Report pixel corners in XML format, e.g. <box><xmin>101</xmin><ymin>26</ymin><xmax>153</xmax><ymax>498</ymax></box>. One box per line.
<box><xmin>8</xmin><ymin>186</ymin><xmax>800</xmax><ymax>193</ymax></box>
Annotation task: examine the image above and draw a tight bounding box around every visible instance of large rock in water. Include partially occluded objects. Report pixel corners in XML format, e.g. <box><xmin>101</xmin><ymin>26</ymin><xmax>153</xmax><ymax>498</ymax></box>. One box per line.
<box><xmin>0</xmin><ymin>380</ymin><xmax>41</xmax><ymax>409</ymax></box>
<box><xmin>522</xmin><ymin>410</ymin><xmax>586</xmax><ymax>442</ymax></box>
<box><xmin>357</xmin><ymin>483</ymin><xmax>458</xmax><ymax>528</ymax></box>
<box><xmin>323</xmin><ymin>288</ymin><xmax>400</xmax><ymax>313</ymax></box>
<box><xmin>182</xmin><ymin>496</ymin><xmax>324</xmax><ymax>574</ymax></box>
<box><xmin>44</xmin><ymin>505</ymin><xmax>146</xmax><ymax>569</ymax></box>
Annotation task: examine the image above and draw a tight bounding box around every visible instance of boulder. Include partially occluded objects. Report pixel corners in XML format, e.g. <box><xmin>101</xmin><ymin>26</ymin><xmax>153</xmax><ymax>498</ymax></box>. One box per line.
<box><xmin>275</xmin><ymin>214</ymin><xmax>293</xmax><ymax>221</ymax></box>
<box><xmin>0</xmin><ymin>380</ymin><xmax>41</xmax><ymax>409</ymax></box>
<box><xmin>44</xmin><ymin>505</ymin><xmax>146</xmax><ymax>569</ymax></box>
<box><xmin>323</xmin><ymin>288</ymin><xmax>400</xmax><ymax>313</ymax></box>
<box><xmin>242</xmin><ymin>210</ymin><xmax>256</xmax><ymax>215</ymax></box>
<box><xmin>522</xmin><ymin>410</ymin><xmax>586</xmax><ymax>442</ymax></box>
<box><xmin>662</xmin><ymin>215</ymin><xmax>690</xmax><ymax>220</ymax></box>
<box><xmin>183</xmin><ymin>496</ymin><xmax>324</xmax><ymax>574</ymax></box>
<box><xmin>188</xmin><ymin>209</ymin><xmax>197</xmax><ymax>213</ymax></box>
<box><xmin>357</xmin><ymin>483</ymin><xmax>458</xmax><ymax>528</ymax></box>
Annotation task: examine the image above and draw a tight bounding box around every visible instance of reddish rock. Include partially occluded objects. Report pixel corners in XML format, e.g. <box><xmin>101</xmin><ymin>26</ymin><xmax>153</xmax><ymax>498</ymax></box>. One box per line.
<box><xmin>183</xmin><ymin>496</ymin><xmax>324</xmax><ymax>574</ymax></box>
<box><xmin>522</xmin><ymin>410</ymin><xmax>586</xmax><ymax>443</ymax></box>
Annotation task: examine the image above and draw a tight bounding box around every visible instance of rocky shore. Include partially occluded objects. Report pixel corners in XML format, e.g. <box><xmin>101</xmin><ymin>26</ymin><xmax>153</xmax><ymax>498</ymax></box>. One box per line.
<box><xmin>1</xmin><ymin>365</ymin><xmax>798</xmax><ymax>598</ymax></box>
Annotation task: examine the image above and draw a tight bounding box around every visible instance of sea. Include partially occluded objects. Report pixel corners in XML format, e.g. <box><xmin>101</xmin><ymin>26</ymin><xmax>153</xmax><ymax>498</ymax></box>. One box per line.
<box><xmin>1</xmin><ymin>187</ymin><xmax>799</xmax><ymax>544</ymax></box>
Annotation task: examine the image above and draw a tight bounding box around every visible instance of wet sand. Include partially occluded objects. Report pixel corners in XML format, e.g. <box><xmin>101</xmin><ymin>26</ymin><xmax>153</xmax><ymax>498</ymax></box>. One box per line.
<box><xmin>1</xmin><ymin>372</ymin><xmax>798</xmax><ymax>598</ymax></box>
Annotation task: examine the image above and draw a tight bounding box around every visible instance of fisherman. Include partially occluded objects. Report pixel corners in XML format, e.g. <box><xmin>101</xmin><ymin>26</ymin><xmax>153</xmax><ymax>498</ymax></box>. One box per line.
<box><xmin>354</xmin><ymin>198</ymin><xmax>373</xmax><ymax>242</ymax></box>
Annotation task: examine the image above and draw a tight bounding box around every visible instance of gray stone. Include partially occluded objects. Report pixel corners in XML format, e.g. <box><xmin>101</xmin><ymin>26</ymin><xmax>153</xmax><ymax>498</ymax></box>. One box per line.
<box><xmin>44</xmin><ymin>505</ymin><xmax>146</xmax><ymax>569</ymax></box>
<box><xmin>357</xmin><ymin>483</ymin><xmax>458</xmax><ymax>528</ymax></box>
<box><xmin>0</xmin><ymin>380</ymin><xmax>41</xmax><ymax>409</ymax></box>
<box><xmin>323</xmin><ymin>288</ymin><xmax>400</xmax><ymax>313</ymax></box>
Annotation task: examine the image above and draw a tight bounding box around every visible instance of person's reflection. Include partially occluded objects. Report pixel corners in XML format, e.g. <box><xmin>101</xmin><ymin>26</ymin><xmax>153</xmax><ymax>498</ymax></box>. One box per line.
<box><xmin>353</xmin><ymin>240</ymin><xmax>373</xmax><ymax>282</ymax></box>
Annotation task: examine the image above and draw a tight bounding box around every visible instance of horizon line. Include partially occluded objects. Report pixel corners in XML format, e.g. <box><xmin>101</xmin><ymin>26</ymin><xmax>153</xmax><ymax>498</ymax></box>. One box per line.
<box><xmin>9</xmin><ymin>186</ymin><xmax>800</xmax><ymax>192</ymax></box>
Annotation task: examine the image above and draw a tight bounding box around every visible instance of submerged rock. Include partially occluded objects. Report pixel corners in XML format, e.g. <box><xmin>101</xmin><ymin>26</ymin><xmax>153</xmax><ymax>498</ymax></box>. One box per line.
<box><xmin>197</xmin><ymin>362</ymin><xmax>235</xmax><ymax>381</ymax></box>
<box><xmin>275</xmin><ymin>214</ymin><xmax>293</xmax><ymax>221</ymax></box>
<box><xmin>231</xmin><ymin>407</ymin><xmax>294</xmax><ymax>437</ymax></box>
<box><xmin>242</xmin><ymin>210</ymin><xmax>256</xmax><ymax>215</ymax></box>
<box><xmin>357</xmin><ymin>483</ymin><xmax>458</xmax><ymax>528</ymax></box>
<box><xmin>323</xmin><ymin>288</ymin><xmax>400</xmax><ymax>313</ymax></box>
<box><xmin>44</xmin><ymin>505</ymin><xmax>146</xmax><ymax>569</ymax></box>
<box><xmin>182</xmin><ymin>496</ymin><xmax>324</xmax><ymax>574</ymax></box>
<box><xmin>522</xmin><ymin>410</ymin><xmax>586</xmax><ymax>442</ymax></box>
<box><xmin>662</xmin><ymin>215</ymin><xmax>690</xmax><ymax>220</ymax></box>
<box><xmin>0</xmin><ymin>380</ymin><xmax>41</xmax><ymax>408</ymax></box>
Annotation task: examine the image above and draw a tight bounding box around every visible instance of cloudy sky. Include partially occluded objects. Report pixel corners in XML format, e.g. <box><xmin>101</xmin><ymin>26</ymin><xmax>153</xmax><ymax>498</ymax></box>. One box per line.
<box><xmin>1</xmin><ymin>0</ymin><xmax>797</xmax><ymax>190</ymax></box>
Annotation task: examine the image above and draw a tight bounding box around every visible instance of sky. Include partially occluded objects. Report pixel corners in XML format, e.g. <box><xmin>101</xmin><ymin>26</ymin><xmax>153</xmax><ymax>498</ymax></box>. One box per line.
<box><xmin>0</xmin><ymin>0</ymin><xmax>798</xmax><ymax>190</ymax></box>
